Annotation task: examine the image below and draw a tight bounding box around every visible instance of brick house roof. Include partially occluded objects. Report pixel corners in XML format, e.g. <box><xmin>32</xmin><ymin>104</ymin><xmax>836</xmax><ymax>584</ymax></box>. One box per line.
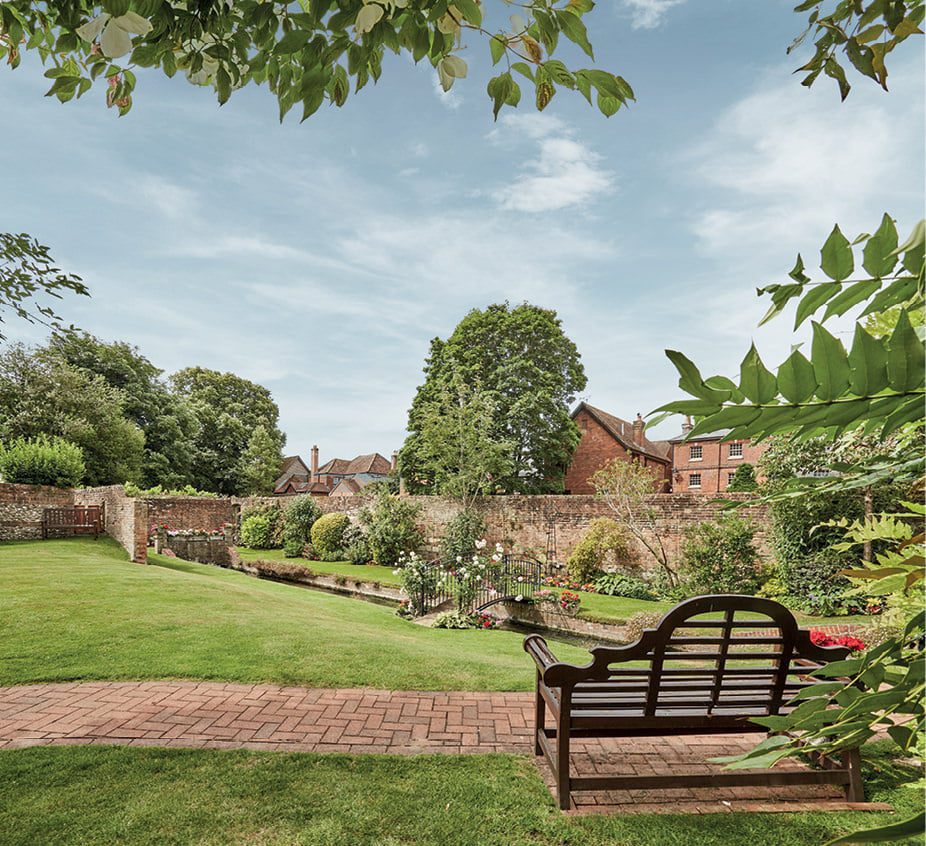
<box><xmin>317</xmin><ymin>453</ymin><xmax>392</xmax><ymax>477</ymax></box>
<box><xmin>572</xmin><ymin>402</ymin><xmax>671</xmax><ymax>465</ymax></box>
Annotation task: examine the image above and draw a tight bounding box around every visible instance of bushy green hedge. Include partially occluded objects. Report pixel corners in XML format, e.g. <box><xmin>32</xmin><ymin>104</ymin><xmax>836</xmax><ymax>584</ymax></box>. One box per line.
<box><xmin>727</xmin><ymin>463</ymin><xmax>757</xmax><ymax>492</ymax></box>
<box><xmin>566</xmin><ymin>518</ymin><xmax>632</xmax><ymax>582</ymax></box>
<box><xmin>282</xmin><ymin>495</ymin><xmax>322</xmax><ymax>556</ymax></box>
<box><xmin>123</xmin><ymin>482</ymin><xmax>217</xmax><ymax>497</ymax></box>
<box><xmin>680</xmin><ymin>515</ymin><xmax>761</xmax><ymax>595</ymax></box>
<box><xmin>359</xmin><ymin>494</ymin><xmax>422</xmax><ymax>566</ymax></box>
<box><xmin>310</xmin><ymin>512</ymin><xmax>351</xmax><ymax>558</ymax></box>
<box><xmin>239</xmin><ymin>503</ymin><xmax>284</xmax><ymax>549</ymax></box>
<box><xmin>0</xmin><ymin>435</ymin><xmax>85</xmax><ymax>488</ymax></box>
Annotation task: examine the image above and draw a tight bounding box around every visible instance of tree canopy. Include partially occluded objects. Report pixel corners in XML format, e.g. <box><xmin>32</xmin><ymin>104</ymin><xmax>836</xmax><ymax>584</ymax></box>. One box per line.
<box><xmin>172</xmin><ymin>366</ymin><xmax>285</xmax><ymax>495</ymax></box>
<box><xmin>0</xmin><ymin>0</ymin><xmax>919</xmax><ymax>121</ymax></box>
<box><xmin>401</xmin><ymin>302</ymin><xmax>586</xmax><ymax>494</ymax></box>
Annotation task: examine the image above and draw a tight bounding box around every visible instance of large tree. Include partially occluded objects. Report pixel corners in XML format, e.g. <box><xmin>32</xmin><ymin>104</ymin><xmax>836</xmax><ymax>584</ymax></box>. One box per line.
<box><xmin>402</xmin><ymin>302</ymin><xmax>585</xmax><ymax>494</ymax></box>
<box><xmin>0</xmin><ymin>343</ymin><xmax>145</xmax><ymax>485</ymax></box>
<box><xmin>237</xmin><ymin>423</ymin><xmax>284</xmax><ymax>494</ymax></box>
<box><xmin>0</xmin><ymin>1</ymin><xmax>917</xmax><ymax>122</ymax></box>
<box><xmin>172</xmin><ymin>366</ymin><xmax>285</xmax><ymax>495</ymax></box>
<box><xmin>45</xmin><ymin>331</ymin><xmax>197</xmax><ymax>488</ymax></box>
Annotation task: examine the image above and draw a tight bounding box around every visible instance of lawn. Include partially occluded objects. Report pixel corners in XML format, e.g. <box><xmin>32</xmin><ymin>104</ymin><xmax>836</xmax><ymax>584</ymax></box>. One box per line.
<box><xmin>0</xmin><ymin>744</ymin><xmax>920</xmax><ymax>846</ymax></box>
<box><xmin>0</xmin><ymin>537</ymin><xmax>587</xmax><ymax>690</ymax></box>
<box><xmin>236</xmin><ymin>546</ymin><xmax>403</xmax><ymax>585</ymax></box>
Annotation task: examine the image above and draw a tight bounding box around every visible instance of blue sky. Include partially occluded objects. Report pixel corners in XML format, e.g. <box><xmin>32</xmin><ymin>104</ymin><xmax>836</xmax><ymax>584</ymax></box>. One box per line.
<box><xmin>1</xmin><ymin>0</ymin><xmax>923</xmax><ymax>464</ymax></box>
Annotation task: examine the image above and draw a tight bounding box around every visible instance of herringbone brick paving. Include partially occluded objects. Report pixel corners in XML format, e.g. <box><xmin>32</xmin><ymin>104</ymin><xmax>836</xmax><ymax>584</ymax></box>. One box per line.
<box><xmin>0</xmin><ymin>682</ymin><xmax>888</xmax><ymax>815</ymax></box>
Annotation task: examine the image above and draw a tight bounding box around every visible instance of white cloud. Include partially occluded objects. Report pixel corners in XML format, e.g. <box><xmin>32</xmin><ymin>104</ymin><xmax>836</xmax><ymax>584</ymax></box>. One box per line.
<box><xmin>489</xmin><ymin>113</ymin><xmax>614</xmax><ymax>213</ymax></box>
<box><xmin>688</xmin><ymin>57</ymin><xmax>924</xmax><ymax>265</ymax></box>
<box><xmin>621</xmin><ymin>0</ymin><xmax>686</xmax><ymax>29</ymax></box>
<box><xmin>432</xmin><ymin>73</ymin><xmax>463</xmax><ymax>110</ymax></box>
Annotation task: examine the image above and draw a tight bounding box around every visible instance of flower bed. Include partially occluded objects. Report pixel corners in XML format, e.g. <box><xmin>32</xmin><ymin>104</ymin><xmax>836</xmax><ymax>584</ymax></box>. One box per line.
<box><xmin>810</xmin><ymin>629</ymin><xmax>866</xmax><ymax>652</ymax></box>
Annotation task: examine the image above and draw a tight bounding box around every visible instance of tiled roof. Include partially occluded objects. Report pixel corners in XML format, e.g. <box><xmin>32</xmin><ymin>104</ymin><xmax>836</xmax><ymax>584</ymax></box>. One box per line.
<box><xmin>317</xmin><ymin>453</ymin><xmax>392</xmax><ymax>477</ymax></box>
<box><xmin>316</xmin><ymin>458</ymin><xmax>352</xmax><ymax>475</ymax></box>
<box><xmin>329</xmin><ymin>477</ymin><xmax>364</xmax><ymax>496</ymax></box>
<box><xmin>573</xmin><ymin>402</ymin><xmax>671</xmax><ymax>464</ymax></box>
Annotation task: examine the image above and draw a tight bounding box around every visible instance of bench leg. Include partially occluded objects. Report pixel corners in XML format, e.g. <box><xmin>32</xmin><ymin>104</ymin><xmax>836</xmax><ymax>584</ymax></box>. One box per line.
<box><xmin>843</xmin><ymin>748</ymin><xmax>864</xmax><ymax>802</ymax></box>
<box><xmin>534</xmin><ymin>671</ymin><xmax>544</xmax><ymax>756</ymax></box>
<box><xmin>556</xmin><ymin>691</ymin><xmax>571</xmax><ymax>810</ymax></box>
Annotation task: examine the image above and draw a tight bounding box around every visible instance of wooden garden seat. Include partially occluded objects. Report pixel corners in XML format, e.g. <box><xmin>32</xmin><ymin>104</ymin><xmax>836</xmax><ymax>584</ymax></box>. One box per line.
<box><xmin>41</xmin><ymin>507</ymin><xmax>102</xmax><ymax>539</ymax></box>
<box><xmin>524</xmin><ymin>594</ymin><xmax>864</xmax><ymax>809</ymax></box>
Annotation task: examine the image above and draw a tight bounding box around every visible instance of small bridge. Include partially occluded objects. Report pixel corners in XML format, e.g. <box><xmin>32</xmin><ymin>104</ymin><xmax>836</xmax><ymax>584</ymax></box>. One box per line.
<box><xmin>415</xmin><ymin>555</ymin><xmax>550</xmax><ymax>615</ymax></box>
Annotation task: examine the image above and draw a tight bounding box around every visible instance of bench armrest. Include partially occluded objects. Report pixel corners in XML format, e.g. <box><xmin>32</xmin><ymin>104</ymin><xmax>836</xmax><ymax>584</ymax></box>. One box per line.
<box><xmin>524</xmin><ymin>634</ymin><xmax>559</xmax><ymax>675</ymax></box>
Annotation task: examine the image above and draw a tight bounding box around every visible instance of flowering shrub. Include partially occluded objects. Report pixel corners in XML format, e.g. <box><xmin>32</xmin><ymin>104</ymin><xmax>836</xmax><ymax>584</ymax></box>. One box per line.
<box><xmin>543</xmin><ymin>574</ymin><xmax>597</xmax><ymax>593</ymax></box>
<box><xmin>558</xmin><ymin>590</ymin><xmax>581</xmax><ymax>614</ymax></box>
<box><xmin>431</xmin><ymin>611</ymin><xmax>497</xmax><ymax>630</ymax></box>
<box><xmin>810</xmin><ymin>630</ymin><xmax>866</xmax><ymax>652</ymax></box>
<box><xmin>394</xmin><ymin>550</ymin><xmax>441</xmax><ymax>617</ymax></box>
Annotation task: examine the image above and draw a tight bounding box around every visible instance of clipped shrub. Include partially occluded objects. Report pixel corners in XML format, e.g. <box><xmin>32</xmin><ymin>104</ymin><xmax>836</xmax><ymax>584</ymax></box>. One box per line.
<box><xmin>594</xmin><ymin>572</ymin><xmax>657</xmax><ymax>601</ymax></box>
<box><xmin>0</xmin><ymin>435</ymin><xmax>85</xmax><ymax>488</ymax></box>
<box><xmin>124</xmin><ymin>482</ymin><xmax>216</xmax><ymax>497</ymax></box>
<box><xmin>239</xmin><ymin>502</ymin><xmax>284</xmax><ymax>548</ymax></box>
<box><xmin>359</xmin><ymin>493</ymin><xmax>422</xmax><ymax>566</ymax></box>
<box><xmin>680</xmin><ymin>515</ymin><xmax>761</xmax><ymax>595</ymax></box>
<box><xmin>727</xmin><ymin>463</ymin><xmax>757</xmax><ymax>492</ymax></box>
<box><xmin>283</xmin><ymin>537</ymin><xmax>304</xmax><ymax>558</ymax></box>
<box><xmin>311</xmin><ymin>512</ymin><xmax>351</xmax><ymax>558</ymax></box>
<box><xmin>240</xmin><ymin>513</ymin><xmax>277</xmax><ymax>549</ymax></box>
<box><xmin>439</xmin><ymin>508</ymin><xmax>487</xmax><ymax>564</ymax></box>
<box><xmin>566</xmin><ymin>518</ymin><xmax>633</xmax><ymax>582</ymax></box>
<box><xmin>283</xmin><ymin>495</ymin><xmax>322</xmax><ymax>550</ymax></box>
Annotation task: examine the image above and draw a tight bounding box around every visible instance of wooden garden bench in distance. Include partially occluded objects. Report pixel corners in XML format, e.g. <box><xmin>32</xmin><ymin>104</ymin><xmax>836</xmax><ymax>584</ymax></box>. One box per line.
<box><xmin>524</xmin><ymin>594</ymin><xmax>863</xmax><ymax>810</ymax></box>
<box><xmin>41</xmin><ymin>506</ymin><xmax>103</xmax><ymax>540</ymax></box>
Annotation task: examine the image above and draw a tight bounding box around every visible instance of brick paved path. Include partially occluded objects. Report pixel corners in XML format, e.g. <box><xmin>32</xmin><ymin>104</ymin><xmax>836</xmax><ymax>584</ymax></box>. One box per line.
<box><xmin>0</xmin><ymin>682</ymin><xmax>888</xmax><ymax>815</ymax></box>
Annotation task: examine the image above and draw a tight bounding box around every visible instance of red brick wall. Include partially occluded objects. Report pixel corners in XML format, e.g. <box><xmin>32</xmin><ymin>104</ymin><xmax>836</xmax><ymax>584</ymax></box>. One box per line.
<box><xmin>0</xmin><ymin>483</ymin><xmax>74</xmax><ymax>540</ymax></box>
<box><xmin>73</xmin><ymin>485</ymin><xmax>148</xmax><ymax>563</ymax></box>
<box><xmin>146</xmin><ymin>497</ymin><xmax>238</xmax><ymax>534</ymax></box>
<box><xmin>672</xmin><ymin>439</ymin><xmax>768</xmax><ymax>494</ymax></box>
<box><xmin>564</xmin><ymin>408</ymin><xmax>670</xmax><ymax>495</ymax></box>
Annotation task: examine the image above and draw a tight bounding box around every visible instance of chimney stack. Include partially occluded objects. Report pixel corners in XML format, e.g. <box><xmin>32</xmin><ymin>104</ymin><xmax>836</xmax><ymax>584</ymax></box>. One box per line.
<box><xmin>311</xmin><ymin>444</ymin><xmax>319</xmax><ymax>478</ymax></box>
<box><xmin>390</xmin><ymin>451</ymin><xmax>398</xmax><ymax>472</ymax></box>
<box><xmin>681</xmin><ymin>415</ymin><xmax>693</xmax><ymax>435</ymax></box>
<box><xmin>632</xmin><ymin>413</ymin><xmax>645</xmax><ymax>445</ymax></box>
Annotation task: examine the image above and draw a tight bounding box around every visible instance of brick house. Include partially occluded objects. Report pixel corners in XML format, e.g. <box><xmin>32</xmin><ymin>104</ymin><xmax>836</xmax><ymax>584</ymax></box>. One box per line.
<box><xmin>564</xmin><ymin>403</ymin><xmax>672</xmax><ymax>494</ymax></box>
<box><xmin>273</xmin><ymin>447</ymin><xmax>394</xmax><ymax>496</ymax></box>
<box><xmin>669</xmin><ymin>417</ymin><xmax>767</xmax><ymax>494</ymax></box>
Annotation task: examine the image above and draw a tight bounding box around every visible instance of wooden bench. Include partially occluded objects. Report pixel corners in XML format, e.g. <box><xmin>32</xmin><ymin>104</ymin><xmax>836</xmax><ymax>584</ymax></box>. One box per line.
<box><xmin>41</xmin><ymin>506</ymin><xmax>102</xmax><ymax>539</ymax></box>
<box><xmin>524</xmin><ymin>594</ymin><xmax>864</xmax><ymax>810</ymax></box>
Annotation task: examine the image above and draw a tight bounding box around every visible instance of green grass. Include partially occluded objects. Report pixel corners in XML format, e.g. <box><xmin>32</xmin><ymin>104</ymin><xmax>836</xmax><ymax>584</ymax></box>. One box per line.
<box><xmin>236</xmin><ymin>546</ymin><xmax>403</xmax><ymax>585</ymax></box>
<box><xmin>0</xmin><ymin>538</ymin><xmax>587</xmax><ymax>690</ymax></box>
<box><xmin>0</xmin><ymin>743</ymin><xmax>920</xmax><ymax>846</ymax></box>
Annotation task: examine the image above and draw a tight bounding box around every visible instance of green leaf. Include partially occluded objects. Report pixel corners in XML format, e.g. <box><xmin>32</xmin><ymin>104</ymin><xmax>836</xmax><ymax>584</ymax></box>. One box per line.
<box><xmin>557</xmin><ymin>10</ymin><xmax>594</xmax><ymax>58</ymax></box>
<box><xmin>881</xmin><ymin>395</ymin><xmax>926</xmax><ymax>438</ymax></box>
<box><xmin>820</xmin><ymin>224</ymin><xmax>854</xmax><ymax>281</ymax></box>
<box><xmin>811</xmin><ymin>321</ymin><xmax>851</xmax><ymax>401</ymax></box>
<box><xmin>886</xmin><ymin>309</ymin><xmax>926</xmax><ymax>392</ymax></box>
<box><xmin>739</xmin><ymin>344</ymin><xmax>777</xmax><ymax>404</ymax></box>
<box><xmin>687</xmin><ymin>405</ymin><xmax>762</xmax><ymax>439</ymax></box>
<box><xmin>822</xmin><ymin>279</ymin><xmax>882</xmax><ymax>321</ymax></box>
<box><xmin>777</xmin><ymin>349</ymin><xmax>817</xmax><ymax>403</ymax></box>
<box><xmin>597</xmin><ymin>93</ymin><xmax>619</xmax><ymax>117</ymax></box>
<box><xmin>825</xmin><ymin>812</ymin><xmax>926</xmax><ymax>846</ymax></box>
<box><xmin>862</xmin><ymin>213</ymin><xmax>899</xmax><ymax>277</ymax></box>
<box><xmin>847</xmin><ymin>324</ymin><xmax>889</xmax><ymax>396</ymax></box>
<box><xmin>794</xmin><ymin>281</ymin><xmax>841</xmax><ymax>328</ymax></box>
<box><xmin>664</xmin><ymin>350</ymin><xmax>730</xmax><ymax>402</ymax></box>
<box><xmin>276</xmin><ymin>29</ymin><xmax>309</xmax><ymax>54</ymax></box>
<box><xmin>860</xmin><ymin>276</ymin><xmax>920</xmax><ymax>317</ymax></box>
<box><xmin>789</xmin><ymin>254</ymin><xmax>811</xmax><ymax>283</ymax></box>
<box><xmin>489</xmin><ymin>34</ymin><xmax>506</xmax><ymax>65</ymax></box>
<box><xmin>454</xmin><ymin>0</ymin><xmax>482</xmax><ymax>25</ymax></box>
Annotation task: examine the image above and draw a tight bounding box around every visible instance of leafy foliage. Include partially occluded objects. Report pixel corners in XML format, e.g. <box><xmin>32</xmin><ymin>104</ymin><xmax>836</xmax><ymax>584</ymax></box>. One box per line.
<box><xmin>0</xmin><ymin>233</ymin><xmax>88</xmax><ymax>340</ymax></box>
<box><xmin>282</xmin><ymin>494</ymin><xmax>322</xmax><ymax>549</ymax></box>
<box><xmin>237</xmin><ymin>424</ymin><xmax>284</xmax><ymax>495</ymax></box>
<box><xmin>359</xmin><ymin>492</ymin><xmax>422</xmax><ymax>566</ymax></box>
<box><xmin>47</xmin><ymin>331</ymin><xmax>197</xmax><ymax>489</ymax></box>
<box><xmin>439</xmin><ymin>507</ymin><xmax>487</xmax><ymax>565</ymax></box>
<box><xmin>592</xmin><ymin>571</ymin><xmax>656</xmax><ymax>601</ymax></box>
<box><xmin>0</xmin><ymin>0</ymin><xmax>633</xmax><ymax>121</ymax></box>
<box><xmin>565</xmin><ymin>517</ymin><xmax>632</xmax><ymax>582</ymax></box>
<box><xmin>402</xmin><ymin>303</ymin><xmax>586</xmax><ymax>494</ymax></box>
<box><xmin>680</xmin><ymin>515</ymin><xmax>761</xmax><ymax>595</ymax></box>
<box><xmin>239</xmin><ymin>502</ymin><xmax>284</xmax><ymax>548</ymax></box>
<box><xmin>591</xmin><ymin>458</ymin><xmax>677</xmax><ymax>586</ymax></box>
<box><xmin>788</xmin><ymin>0</ymin><xmax>924</xmax><ymax>100</ymax></box>
<box><xmin>727</xmin><ymin>462</ymin><xmax>757</xmax><ymax>492</ymax></box>
<box><xmin>0</xmin><ymin>343</ymin><xmax>145</xmax><ymax>486</ymax></box>
<box><xmin>0</xmin><ymin>434</ymin><xmax>85</xmax><ymax>487</ymax></box>
<box><xmin>123</xmin><ymin>482</ymin><xmax>216</xmax><ymax>497</ymax></box>
<box><xmin>341</xmin><ymin>522</ymin><xmax>372</xmax><ymax>565</ymax></box>
<box><xmin>310</xmin><ymin>512</ymin><xmax>351</xmax><ymax>558</ymax></box>
<box><xmin>172</xmin><ymin>367</ymin><xmax>285</xmax><ymax>495</ymax></box>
